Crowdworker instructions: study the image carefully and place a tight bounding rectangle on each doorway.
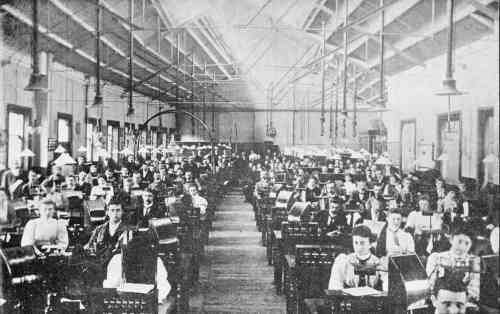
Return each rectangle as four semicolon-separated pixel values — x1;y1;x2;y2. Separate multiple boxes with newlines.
400;119;416;173
437;112;462;184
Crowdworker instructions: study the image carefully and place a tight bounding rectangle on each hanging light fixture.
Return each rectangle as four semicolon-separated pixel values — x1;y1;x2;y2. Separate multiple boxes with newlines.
27;120;42;135
54;145;67;154
25;0;47;92
20;148;36;158
77;146;87;154
435;0;465;96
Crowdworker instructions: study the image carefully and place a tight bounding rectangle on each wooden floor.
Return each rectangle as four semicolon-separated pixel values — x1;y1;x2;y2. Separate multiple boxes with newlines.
189;189;286;314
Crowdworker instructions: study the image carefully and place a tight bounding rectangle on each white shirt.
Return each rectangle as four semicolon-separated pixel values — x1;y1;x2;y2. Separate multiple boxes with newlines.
344;182;357;195
191;194;208;215
385;228;415;256
328;253;381;290
104;254;171;303
426;251;480;301
143;203;153;216
406;211;442;235
90;185;114;203
490;227;499;254
21;218;69;249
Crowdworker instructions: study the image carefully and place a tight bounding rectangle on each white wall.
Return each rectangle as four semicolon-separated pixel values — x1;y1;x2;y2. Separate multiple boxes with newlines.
0;43;175;169
383;32;499;182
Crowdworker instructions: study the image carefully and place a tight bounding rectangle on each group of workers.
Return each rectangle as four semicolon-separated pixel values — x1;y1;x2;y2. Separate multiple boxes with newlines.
0;148;236;305
245;150;499;314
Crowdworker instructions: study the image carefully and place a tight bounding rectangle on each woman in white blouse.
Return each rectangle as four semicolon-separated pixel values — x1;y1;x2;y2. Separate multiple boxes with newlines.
90;176;114;203
21;199;69;252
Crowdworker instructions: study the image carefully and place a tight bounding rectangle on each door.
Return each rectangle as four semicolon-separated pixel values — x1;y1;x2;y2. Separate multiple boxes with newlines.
478;108;498;184
57;113;72;154
438;113;461;184
401;120;416;173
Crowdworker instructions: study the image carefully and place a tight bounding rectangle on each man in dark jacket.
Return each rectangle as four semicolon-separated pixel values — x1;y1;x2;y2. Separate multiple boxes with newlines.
134;189;164;227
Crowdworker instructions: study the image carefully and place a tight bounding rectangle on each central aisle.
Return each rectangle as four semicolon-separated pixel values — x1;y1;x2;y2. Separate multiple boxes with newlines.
189;190;286;314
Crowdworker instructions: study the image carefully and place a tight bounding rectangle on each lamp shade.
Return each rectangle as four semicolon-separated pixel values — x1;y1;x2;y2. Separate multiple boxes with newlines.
54;145;66;154
53;153;76;165
77;146;87;153
436;153;449;161
375;156;392;165
120;147;134;155
483;153;499;163
350;151;364;159
20;148;36;158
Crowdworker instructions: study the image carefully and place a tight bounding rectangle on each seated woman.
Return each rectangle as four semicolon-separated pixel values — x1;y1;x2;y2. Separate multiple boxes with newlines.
21;199;69;253
426;224;480;303
406;194;443;256
328;225;381;290
85;198;171;302
90;176;114;203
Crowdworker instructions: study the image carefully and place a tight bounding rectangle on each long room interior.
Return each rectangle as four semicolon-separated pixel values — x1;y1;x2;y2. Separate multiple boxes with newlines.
0;0;498;313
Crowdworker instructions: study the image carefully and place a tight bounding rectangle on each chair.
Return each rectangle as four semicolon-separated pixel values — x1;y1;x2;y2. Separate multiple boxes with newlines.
292;244;342;314
85;198;106;226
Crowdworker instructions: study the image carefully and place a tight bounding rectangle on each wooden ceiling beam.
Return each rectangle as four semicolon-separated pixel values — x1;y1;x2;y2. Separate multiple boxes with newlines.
347;0;421;56
467;0;499;20
367;0;494;69
1;3;167;99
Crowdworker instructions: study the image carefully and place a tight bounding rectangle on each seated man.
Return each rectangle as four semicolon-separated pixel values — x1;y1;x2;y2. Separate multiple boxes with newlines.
41;165;65;193
431;276;468;314
328;225;381;290
187;184;207;216
85;199;171;302
135;189;164;227
85;199;130;280
20;170;41;199
426;224;480;302
318;198;348;233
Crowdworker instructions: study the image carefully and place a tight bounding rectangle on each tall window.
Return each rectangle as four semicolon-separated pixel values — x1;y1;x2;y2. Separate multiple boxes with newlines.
7;107;29;168
86;121;93;161
124;123;135;150
57;113;72;153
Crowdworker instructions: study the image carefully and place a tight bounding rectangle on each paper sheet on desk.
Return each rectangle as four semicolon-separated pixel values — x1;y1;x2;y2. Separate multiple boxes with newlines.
117;283;154;294
342;287;381;296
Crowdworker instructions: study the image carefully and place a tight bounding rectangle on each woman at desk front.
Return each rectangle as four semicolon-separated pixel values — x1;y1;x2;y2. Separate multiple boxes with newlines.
20;199;69;251
328;225;381;290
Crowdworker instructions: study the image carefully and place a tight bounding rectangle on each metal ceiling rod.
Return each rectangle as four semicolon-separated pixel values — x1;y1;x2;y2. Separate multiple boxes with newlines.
334;58;340;145
320;21;326;136
126;63;174;92
342;0;349;115
245;0;272;27
94;0;102;105
378;0;385;106
191;49;195;136
211;72;215;133
127;0;134;115
352;64;357;138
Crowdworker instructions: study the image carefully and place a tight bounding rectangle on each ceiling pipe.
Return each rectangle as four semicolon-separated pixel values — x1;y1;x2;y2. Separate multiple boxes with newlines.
341;0;349;115
25;0;47;92
378;0;386;107
435;0;465;96
127;0;135;116
93;0;103;106
320;21;326;136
